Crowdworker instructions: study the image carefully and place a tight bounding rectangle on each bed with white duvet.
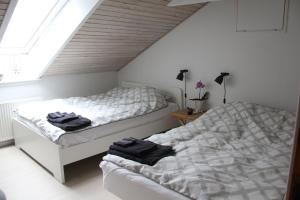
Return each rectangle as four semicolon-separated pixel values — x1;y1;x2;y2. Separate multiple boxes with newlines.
16;86;170;145
101;101;295;200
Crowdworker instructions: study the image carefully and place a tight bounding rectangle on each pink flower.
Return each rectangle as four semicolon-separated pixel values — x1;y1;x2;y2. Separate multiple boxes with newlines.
196;80;205;89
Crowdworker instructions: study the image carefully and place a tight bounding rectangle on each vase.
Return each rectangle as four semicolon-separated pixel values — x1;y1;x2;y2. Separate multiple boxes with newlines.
194;100;205;113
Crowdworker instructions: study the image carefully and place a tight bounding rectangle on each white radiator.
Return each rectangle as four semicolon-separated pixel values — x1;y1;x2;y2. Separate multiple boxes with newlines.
0;98;42;143
0;103;17;142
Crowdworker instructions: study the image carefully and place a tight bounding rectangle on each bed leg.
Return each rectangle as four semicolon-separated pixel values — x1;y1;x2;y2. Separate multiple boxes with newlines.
53;165;65;183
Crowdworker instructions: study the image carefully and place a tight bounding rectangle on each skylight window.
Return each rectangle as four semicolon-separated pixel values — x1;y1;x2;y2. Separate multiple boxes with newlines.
0;0;68;83
0;0;102;83
0;0;67;52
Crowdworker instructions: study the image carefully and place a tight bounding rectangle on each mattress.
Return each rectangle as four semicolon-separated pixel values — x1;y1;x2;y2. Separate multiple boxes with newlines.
16;102;178;148
15;86;168;142
101;161;191;200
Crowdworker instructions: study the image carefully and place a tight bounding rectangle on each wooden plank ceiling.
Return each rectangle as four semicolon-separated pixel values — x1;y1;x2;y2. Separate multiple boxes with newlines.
45;0;205;76
0;0;10;27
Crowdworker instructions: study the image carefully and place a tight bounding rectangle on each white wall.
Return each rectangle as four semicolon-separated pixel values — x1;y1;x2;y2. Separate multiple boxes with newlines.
0;71;117;103
118;0;300;112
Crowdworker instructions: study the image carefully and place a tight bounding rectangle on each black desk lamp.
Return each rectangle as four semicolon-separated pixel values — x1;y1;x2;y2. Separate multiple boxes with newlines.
215;72;230;104
176;69;188;109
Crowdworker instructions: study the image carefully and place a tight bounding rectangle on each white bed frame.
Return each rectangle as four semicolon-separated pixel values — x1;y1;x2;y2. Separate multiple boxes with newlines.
13;81;182;183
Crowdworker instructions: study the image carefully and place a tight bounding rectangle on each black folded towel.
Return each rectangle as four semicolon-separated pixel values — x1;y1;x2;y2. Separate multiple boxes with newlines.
47;112;91;131
47;112;66;119
108;144;174;166
49;115;91;131
47;112;79;123
110;139;157;157
113;138;136;147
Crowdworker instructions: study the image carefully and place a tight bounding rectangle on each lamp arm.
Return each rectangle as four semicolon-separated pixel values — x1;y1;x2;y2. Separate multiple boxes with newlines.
223;78;227;104
184;75;187;108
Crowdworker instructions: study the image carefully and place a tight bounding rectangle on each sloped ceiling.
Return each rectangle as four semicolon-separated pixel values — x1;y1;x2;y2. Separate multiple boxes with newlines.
45;0;205;76
0;0;10;27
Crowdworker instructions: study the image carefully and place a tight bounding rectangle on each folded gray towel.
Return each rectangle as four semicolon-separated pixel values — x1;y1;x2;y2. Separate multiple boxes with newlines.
110;138;157;157
47;112;78;123
108;144;174;166
49;115;91;131
47;112;66;119
113;138;136;147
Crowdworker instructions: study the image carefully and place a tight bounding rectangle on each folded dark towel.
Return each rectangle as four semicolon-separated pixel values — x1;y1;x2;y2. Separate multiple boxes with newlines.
108;144;175;166
49;115;91;131
110;139;157;157
47;112;66;119
47;112;79;123
113;138;136;147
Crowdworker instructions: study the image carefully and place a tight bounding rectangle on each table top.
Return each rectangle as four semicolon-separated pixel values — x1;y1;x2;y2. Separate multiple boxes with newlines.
171;109;206;120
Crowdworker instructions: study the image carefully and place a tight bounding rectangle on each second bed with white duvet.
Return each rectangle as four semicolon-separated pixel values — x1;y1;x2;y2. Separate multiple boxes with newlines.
101;102;295;200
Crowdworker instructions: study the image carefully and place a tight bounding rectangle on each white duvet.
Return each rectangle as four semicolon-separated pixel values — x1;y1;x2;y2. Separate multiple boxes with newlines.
16;87;168;143
102;102;295;200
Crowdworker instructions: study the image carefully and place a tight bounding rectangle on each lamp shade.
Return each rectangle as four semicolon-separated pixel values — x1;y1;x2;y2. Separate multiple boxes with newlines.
215;75;223;85
215;72;229;85
176;72;184;81
176;69;188;81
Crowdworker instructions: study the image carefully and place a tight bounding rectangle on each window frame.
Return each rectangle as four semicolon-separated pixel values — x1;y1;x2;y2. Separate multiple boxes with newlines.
0;0;68;53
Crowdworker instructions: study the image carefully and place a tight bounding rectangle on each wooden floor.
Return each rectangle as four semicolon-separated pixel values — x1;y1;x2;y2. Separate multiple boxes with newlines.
0;146;121;200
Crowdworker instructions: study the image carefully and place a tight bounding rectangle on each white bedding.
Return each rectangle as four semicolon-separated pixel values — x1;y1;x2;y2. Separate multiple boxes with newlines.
16;86;168;143
102;102;295;200
101;161;190;200
16;103;178;147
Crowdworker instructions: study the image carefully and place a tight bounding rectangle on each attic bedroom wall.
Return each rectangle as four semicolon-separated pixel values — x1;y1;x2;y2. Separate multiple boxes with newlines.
0;72;117;103
118;0;300;112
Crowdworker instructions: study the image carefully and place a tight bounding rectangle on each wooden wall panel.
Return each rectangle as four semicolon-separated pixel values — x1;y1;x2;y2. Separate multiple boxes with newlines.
0;0;10;27
45;0;204;76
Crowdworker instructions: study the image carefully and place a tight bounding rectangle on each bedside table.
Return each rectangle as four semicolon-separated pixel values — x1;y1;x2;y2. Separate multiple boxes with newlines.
171;110;205;125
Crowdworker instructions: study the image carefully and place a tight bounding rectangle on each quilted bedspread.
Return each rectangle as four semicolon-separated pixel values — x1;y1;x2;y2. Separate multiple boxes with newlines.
102;102;295;200
16;86;167;142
